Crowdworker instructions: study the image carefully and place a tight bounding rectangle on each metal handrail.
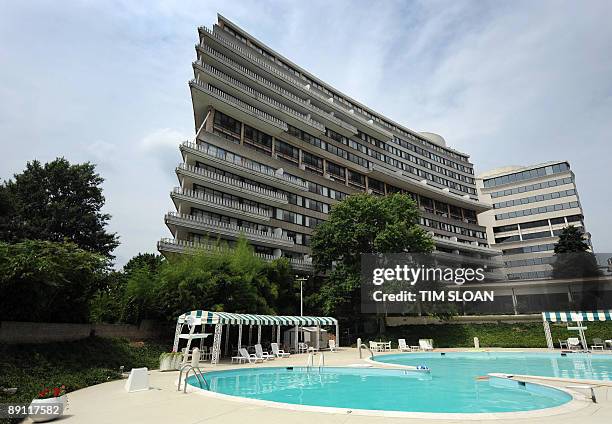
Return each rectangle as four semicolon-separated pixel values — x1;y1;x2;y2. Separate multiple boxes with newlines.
178;364;210;393
318;352;325;371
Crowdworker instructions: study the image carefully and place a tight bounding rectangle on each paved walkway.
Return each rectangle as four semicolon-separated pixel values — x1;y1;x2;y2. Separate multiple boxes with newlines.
26;348;612;424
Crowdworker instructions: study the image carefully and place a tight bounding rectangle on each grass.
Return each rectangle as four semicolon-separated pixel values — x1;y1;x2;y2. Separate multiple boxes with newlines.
0;336;169;424
363;321;612;348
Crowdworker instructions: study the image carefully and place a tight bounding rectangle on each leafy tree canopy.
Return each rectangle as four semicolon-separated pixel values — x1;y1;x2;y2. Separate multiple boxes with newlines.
0;158;118;258
0;240;107;322
310;193;434;320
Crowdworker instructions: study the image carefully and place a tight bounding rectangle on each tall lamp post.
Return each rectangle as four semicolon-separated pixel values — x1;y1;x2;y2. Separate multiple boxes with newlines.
295;275;309;316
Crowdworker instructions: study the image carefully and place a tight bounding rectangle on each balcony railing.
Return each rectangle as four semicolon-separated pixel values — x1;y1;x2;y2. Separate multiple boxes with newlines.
176;163;287;203
198;63;325;132
195;49;357;133
198;25;394;140
190;79;288;131
157;237;313;270
165;212;294;245
181;141;309;190
171;187;271;219
199;26;305;90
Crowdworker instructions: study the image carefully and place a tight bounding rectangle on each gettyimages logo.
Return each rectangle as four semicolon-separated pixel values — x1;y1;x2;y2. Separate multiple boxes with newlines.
361;253;499;314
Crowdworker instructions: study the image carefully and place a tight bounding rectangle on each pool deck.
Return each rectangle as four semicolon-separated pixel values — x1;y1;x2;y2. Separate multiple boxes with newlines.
26;348;612;424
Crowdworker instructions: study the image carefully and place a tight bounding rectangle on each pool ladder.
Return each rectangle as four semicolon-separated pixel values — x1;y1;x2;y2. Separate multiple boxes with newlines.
178;364;210;393
306;352;325;371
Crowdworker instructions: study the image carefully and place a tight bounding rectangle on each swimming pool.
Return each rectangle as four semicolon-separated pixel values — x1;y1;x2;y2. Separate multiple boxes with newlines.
375;351;612;381
187;363;573;414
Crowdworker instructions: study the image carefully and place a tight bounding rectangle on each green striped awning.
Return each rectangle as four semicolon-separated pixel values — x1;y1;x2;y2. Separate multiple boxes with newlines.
178;310;338;326
542;310;612;322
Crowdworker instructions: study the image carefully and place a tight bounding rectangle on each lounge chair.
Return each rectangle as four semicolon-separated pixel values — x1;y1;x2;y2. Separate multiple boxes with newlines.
419;339;434;351
558;339;568;349
231;350;247;363
591;338;605;351
567;337;581;350
398;339;412;352
271;343;290;358
328;339;337;352
254;344;275;360
238;347;263;364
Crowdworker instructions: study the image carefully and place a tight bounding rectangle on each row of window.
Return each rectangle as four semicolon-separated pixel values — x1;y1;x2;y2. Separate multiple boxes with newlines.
282;229;311;246
490;176;574;199
193;184;271;213
495;201;580;220
507;270;552;280
214;109;476;197
221;25;471;165
195;162;332;214
495;229;553;244
326;128;476;194
493;214;583;234
502;243;557;255
483;163;570;188
420;217;486;240
505;256;555;268
189;232;281;257
274;208;325;228
389;136;474;175
493;189;576;209
190;207;270;232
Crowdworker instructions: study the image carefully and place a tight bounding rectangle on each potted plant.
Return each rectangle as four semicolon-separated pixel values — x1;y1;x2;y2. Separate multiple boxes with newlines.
29;386;67;422
159;352;183;371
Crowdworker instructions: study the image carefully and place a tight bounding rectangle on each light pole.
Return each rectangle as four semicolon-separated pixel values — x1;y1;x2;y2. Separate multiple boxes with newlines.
295;275;308;316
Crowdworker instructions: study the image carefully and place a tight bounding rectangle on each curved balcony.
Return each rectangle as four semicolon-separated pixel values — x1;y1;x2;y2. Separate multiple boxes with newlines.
196;62;325;133
171;187;271;222
180;141;309;191
432;236;501;257
176;163;288;205
157;238;313;271
164;212;294;248
189;79;288;132
198;26;392;139
195;50;357;135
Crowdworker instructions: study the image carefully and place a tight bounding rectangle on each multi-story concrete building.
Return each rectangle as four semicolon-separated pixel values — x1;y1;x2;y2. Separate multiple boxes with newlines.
158;14;500;272
477;161;589;281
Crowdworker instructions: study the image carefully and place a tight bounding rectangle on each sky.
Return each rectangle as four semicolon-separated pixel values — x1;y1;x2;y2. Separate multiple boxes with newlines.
1;0;611;267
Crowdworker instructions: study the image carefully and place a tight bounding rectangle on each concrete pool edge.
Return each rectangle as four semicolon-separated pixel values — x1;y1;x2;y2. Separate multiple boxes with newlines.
184;365;589;420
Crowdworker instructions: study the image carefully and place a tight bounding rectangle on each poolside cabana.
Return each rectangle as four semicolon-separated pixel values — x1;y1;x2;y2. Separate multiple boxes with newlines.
172;310;339;364
542;310;612;350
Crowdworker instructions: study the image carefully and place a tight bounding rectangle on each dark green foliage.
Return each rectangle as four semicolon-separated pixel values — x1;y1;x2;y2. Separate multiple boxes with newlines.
0;240;107;323
552;226;601;279
89;238;296;324
0;337;167;424
0;158;118;258
554;225;590;253
359;322;612;348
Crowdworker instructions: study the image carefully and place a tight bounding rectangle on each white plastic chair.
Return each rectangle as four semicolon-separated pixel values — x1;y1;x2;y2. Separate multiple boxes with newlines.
239;348;263;363
567;337;581;350
254;344;275;360
271;343;290;358
398;339;411;352
328;339;337;352
419;339;433;351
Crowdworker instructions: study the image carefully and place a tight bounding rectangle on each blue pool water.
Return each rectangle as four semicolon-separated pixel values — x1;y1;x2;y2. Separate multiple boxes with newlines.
187;352;591;413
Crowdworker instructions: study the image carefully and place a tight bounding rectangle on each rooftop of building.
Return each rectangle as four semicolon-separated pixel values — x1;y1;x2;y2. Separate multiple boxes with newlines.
214;14;470;160
477;160;571;180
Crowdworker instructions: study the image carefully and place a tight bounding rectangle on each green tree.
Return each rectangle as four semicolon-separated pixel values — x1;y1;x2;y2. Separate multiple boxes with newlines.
310;193;434;325
0;158;119;258
552;225;602;309
0;240;107;322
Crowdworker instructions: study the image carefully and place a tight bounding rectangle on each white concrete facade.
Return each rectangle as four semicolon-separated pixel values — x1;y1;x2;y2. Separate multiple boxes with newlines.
477;161;589;281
